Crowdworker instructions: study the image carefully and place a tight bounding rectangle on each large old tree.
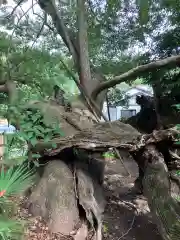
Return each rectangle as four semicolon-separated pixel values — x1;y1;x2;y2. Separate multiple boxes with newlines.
0;0;180;240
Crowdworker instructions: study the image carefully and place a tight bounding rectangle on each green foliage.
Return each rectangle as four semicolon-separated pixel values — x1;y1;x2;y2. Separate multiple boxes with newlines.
174;106;180;147
0;164;35;197
136;0;149;25
0;33;77;98
0;0;179;100
103;223;108;233
102;151;115;159
3;133;28;166
0;163;35;240
0;218;24;240
107;87;130;106
8;106;63;152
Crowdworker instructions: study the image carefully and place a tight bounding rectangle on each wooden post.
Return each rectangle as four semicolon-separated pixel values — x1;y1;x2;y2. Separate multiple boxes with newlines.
0;119;8;160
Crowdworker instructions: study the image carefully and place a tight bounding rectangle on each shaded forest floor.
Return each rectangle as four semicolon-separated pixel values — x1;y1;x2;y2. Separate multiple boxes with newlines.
17;157;163;240
103;157;162;240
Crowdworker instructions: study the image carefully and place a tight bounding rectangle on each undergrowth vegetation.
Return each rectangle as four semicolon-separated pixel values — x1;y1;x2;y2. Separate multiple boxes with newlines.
0;164;35;240
0;104;65;239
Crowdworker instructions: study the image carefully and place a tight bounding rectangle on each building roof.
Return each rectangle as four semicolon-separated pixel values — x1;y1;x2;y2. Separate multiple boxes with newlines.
124;85;153;97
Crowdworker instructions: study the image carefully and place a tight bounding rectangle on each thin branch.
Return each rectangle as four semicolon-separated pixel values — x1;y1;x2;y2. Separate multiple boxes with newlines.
32;0;54;35
32;11;55;32
92;54;180;99
9;0;25;17
169;150;180;160
31;12;47;48
87;0;116;33
38;0;79;64
32;0;53;33
3;1;38;85
9;1;37;40
114;148;131;176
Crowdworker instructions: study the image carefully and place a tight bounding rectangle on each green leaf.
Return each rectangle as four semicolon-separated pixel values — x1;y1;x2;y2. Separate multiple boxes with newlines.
12;156;28;164
0;218;24;240
26;110;32;115
0;163;35;197
58;129;65;137
27;132;34;139
51;143;57;149
17;131;28;141
44;136;51;143
32;154;41;159
136;0;149;25
32;128;42;136
33;161;40;167
174;105;180;110
20;122;33;129
30;137;37;146
41;128;52;133
31;114;41;122
36;125;46;133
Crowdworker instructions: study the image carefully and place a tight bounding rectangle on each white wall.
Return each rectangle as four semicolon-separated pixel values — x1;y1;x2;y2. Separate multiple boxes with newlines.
102;85;153;121
103;106;117;121
102;93;141;121
102;104;140;121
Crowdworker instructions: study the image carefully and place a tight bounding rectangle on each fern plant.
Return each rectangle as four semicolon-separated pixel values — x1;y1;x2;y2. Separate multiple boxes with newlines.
0;163;35;240
0;218;24;240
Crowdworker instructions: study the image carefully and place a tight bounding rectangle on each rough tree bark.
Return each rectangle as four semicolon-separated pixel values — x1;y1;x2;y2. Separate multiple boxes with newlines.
37;0;180;120
29;106;180;240
77;0;91;89
142;144;180;240
22;102;107;239
91;54;180;99
152;83;163;130
38;0;107;114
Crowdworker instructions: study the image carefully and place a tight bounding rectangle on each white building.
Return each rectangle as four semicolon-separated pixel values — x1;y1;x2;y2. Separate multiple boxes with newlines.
102;84;153;121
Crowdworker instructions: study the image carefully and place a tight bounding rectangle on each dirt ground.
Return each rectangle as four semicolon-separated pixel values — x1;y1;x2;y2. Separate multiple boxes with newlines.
103;156;162;240
17;156;163;240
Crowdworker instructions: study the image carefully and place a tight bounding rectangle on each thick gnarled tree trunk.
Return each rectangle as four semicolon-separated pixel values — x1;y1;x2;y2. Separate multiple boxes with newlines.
27;100;180;240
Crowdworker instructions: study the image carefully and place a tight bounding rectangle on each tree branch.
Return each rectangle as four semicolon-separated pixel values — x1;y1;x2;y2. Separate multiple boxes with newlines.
32;11;55;32
38;0;107;115
9;0;25;16
92;54;180;99
31;12;47;48
38;0;79;64
58;57;108;121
